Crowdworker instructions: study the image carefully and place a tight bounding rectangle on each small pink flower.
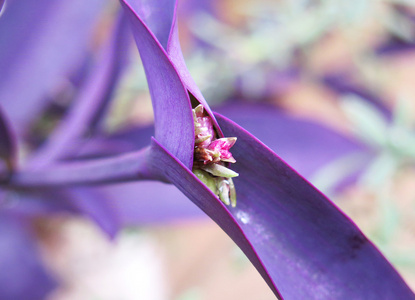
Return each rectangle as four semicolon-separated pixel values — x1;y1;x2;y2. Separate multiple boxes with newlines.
193;105;237;166
192;104;238;206
207;137;237;163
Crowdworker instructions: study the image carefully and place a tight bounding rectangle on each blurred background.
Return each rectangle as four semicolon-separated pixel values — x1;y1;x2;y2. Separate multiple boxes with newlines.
2;0;415;299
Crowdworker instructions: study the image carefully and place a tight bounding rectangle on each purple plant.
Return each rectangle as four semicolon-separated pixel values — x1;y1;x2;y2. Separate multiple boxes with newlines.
0;0;414;299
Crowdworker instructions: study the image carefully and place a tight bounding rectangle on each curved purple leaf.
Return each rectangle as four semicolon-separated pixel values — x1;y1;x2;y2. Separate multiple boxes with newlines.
126;0;175;49
0;213;56;300
29;12;131;168
125;0;216;122
148;124;414;299
217;115;414;298
165;3;217;117
0;0;107;134
122;0;194;169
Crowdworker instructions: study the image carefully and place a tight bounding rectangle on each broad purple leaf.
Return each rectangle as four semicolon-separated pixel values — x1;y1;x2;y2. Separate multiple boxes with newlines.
29;12;131;168
0;0;106;134
0;213;56;300
217;115;414;298
148;124;415;299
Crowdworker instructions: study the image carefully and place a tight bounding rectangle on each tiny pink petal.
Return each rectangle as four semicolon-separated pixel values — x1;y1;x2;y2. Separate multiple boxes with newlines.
207;137;237;162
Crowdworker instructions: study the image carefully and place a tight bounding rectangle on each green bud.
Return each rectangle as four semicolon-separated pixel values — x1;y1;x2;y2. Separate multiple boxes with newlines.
201;163;239;178
192;168;218;193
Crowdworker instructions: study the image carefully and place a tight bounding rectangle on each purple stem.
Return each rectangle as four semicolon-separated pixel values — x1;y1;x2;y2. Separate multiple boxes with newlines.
6;147;161;188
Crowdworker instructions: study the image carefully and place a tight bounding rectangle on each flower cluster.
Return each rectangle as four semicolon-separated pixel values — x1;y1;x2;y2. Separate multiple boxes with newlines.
192;104;237;207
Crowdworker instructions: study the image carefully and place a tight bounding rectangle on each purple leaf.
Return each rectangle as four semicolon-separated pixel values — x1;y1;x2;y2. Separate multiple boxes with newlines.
126;0;213;114
122;0;194;169
148;122;414;299
165;1;216;120
126;0;175;50
122;0;223;162
217;114;414;298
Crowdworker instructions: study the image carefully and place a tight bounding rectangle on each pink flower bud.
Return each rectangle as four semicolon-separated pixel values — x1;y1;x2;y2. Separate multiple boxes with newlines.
192;105;238;206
